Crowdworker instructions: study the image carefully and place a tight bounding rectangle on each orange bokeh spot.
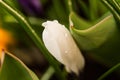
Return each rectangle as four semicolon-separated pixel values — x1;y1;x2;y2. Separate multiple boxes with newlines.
0;28;14;59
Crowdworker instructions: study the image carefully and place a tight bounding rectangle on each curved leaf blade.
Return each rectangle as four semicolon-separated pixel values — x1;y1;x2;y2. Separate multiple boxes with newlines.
0;51;39;80
70;13;117;50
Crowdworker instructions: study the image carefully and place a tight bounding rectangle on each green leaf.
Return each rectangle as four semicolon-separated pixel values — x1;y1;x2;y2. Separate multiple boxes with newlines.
70;12;117;50
89;0;99;21
101;0;120;25
70;12;120;68
41;66;55;80
0;51;39;80
98;63;120;80
69;12;92;30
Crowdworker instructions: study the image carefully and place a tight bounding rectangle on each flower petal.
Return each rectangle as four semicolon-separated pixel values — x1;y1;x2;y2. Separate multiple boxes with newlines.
42;20;85;75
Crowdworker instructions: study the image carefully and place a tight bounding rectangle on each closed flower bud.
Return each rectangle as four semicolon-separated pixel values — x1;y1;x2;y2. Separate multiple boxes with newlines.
42;20;85;75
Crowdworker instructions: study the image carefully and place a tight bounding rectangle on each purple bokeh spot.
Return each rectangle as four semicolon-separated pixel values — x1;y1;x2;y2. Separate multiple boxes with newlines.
18;0;43;17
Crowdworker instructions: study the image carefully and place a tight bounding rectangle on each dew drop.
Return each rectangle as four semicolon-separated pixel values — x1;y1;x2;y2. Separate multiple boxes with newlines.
64;33;68;37
65;50;68;53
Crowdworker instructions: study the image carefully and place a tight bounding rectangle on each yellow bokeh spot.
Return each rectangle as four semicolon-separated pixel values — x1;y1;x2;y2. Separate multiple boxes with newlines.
0;28;14;59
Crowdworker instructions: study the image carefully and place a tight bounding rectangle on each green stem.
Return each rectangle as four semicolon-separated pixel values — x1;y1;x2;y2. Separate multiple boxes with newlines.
41;66;55;80
101;0;120;25
78;0;89;19
89;0;98;21
107;0;120;14
0;0;66;79
52;0;67;22
98;63;120;80
68;0;73;12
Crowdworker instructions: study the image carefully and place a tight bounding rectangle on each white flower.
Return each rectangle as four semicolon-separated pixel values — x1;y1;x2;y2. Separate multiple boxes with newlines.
42;20;85;75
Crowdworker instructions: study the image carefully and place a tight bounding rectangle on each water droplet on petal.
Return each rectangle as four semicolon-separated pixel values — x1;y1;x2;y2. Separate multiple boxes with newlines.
65;50;68;53
64;33;68;37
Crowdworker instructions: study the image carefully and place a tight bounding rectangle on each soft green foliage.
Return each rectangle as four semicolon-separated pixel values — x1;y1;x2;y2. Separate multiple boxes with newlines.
98;63;120;80
41;66;55;80
70;11;120;66
69;12;92;30
70;0;120;69
70;13;117;50
102;0;120;25
0;52;39;80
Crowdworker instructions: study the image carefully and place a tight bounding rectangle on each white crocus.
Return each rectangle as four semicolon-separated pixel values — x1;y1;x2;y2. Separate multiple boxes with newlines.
42;20;85;75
